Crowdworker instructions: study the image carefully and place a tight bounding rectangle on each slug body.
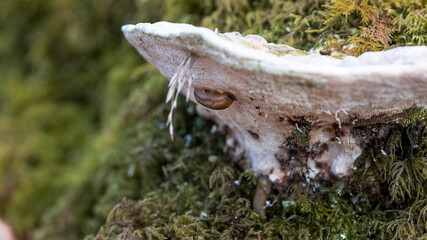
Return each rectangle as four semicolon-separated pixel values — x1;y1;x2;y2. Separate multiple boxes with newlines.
194;88;236;110
320;49;332;56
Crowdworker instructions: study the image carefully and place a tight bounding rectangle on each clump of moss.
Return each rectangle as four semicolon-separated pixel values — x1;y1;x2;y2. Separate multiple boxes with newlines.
202;0;427;54
202;0;325;50
87;100;426;239
317;0;427;55
0;0;215;237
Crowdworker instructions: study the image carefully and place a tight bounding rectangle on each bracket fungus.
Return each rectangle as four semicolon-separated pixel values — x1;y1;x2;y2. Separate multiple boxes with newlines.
122;21;427;187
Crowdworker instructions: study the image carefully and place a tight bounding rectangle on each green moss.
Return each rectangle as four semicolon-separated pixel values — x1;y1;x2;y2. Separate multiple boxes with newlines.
292;127;311;144
202;0;326;50
86;101;426;239
318;0;427;55
202;0;427;54
1;0;426;239
400;108;427;127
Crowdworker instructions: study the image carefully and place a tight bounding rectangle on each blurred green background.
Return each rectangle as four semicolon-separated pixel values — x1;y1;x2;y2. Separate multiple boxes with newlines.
1;0;426;239
0;0;195;238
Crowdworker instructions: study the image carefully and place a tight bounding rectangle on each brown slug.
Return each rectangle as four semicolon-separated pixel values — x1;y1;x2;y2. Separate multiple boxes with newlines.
320;49;332;56
193;88;236;110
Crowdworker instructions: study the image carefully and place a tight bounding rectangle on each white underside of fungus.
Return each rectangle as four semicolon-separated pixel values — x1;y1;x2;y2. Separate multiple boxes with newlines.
122;21;427;183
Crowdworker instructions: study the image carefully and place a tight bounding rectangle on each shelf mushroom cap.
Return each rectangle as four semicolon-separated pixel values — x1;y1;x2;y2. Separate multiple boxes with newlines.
122;21;427;182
